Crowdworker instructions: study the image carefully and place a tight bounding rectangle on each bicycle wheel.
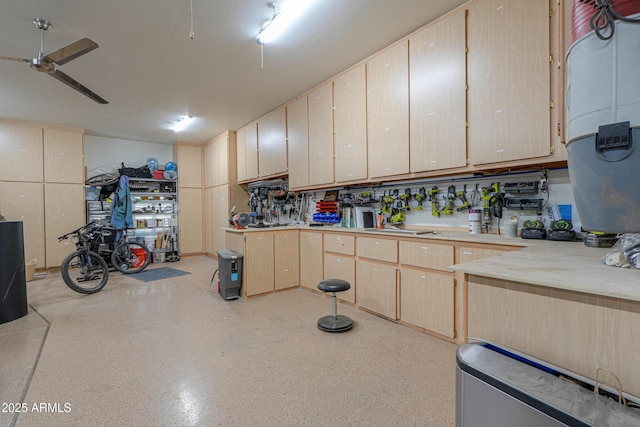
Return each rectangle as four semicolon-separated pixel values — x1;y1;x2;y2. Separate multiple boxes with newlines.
85;172;119;186
61;250;109;294
111;241;151;274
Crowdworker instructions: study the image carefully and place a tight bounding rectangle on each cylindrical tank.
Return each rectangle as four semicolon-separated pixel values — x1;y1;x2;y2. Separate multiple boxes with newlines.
566;4;640;232
572;0;640;43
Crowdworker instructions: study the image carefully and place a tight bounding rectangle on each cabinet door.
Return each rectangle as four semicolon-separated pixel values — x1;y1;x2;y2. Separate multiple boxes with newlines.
323;253;355;304
300;231;323;290
357;237;398;263
217;134;229;186
245;122;259;181
356;259;397;319
308;82;334;186
204;186;214;254
0;123;43;182
43;129;84;184
324;233;355;256
367;41;409;178
236;127;247;182
204;141;216;188
270;108;287;176
274;231;299;290
334;64;367;182
175;144;203;188
410;10;467;172
467;0;551;165
245;233;275;296
45;183;85;267
287;96;309;189
0;182;45;268
458;246;508;263
400;268;455;338
258;114;272;177
213;184;228;255
399;241;454;271
178;187;203;254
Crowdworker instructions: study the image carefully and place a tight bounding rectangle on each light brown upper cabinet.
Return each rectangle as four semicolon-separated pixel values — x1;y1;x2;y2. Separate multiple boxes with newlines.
286;96;309;189
367;40;409;178
409;10;467;172
0;122;43;182
467;0;551;165
308;82;334;186
174;143;202;188
334;64;367;183
236;122;259;183
258;108;287;178
43;129;84;184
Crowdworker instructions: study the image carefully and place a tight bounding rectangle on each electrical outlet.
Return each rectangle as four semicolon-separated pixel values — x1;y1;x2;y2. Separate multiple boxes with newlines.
540;178;548;193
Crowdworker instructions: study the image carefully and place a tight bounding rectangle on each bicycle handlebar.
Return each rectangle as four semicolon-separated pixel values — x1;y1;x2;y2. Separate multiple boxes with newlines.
57;222;100;241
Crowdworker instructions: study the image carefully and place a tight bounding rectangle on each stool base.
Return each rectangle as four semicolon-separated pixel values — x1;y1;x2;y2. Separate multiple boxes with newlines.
317;314;353;332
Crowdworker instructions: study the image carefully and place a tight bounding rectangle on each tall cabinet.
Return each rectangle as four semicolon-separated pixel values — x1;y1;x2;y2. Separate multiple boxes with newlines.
0;121;85;268
409;10;467;172
174;143;204;254
467;0;551;165
203;131;248;257
367;41;409;178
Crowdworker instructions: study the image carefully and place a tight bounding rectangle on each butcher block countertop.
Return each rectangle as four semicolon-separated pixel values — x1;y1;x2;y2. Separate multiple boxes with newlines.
225;225;640;302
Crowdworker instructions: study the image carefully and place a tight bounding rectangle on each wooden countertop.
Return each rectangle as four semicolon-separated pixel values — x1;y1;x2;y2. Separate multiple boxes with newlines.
225;225;640;302
450;239;640;303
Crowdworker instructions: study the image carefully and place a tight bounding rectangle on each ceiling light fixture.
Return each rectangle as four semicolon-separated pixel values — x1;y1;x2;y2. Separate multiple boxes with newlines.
256;0;318;45
172;116;195;132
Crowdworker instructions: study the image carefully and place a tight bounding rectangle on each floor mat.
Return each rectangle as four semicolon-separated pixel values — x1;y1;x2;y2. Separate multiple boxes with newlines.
131;267;191;282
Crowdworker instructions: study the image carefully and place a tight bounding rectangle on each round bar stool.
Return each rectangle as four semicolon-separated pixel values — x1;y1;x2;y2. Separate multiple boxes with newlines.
317;279;353;332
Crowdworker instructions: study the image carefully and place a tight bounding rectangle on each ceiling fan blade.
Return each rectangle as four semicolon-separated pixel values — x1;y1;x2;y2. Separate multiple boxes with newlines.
0;56;30;63
48;69;109;104
43;38;98;65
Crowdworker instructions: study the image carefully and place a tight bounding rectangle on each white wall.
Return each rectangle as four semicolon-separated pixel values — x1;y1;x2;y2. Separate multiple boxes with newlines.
84;135;174;175
307;168;579;233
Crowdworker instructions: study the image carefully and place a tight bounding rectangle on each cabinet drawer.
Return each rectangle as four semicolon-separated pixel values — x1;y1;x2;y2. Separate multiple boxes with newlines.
357;237;398;263
399;241;453;271
324;233;355;255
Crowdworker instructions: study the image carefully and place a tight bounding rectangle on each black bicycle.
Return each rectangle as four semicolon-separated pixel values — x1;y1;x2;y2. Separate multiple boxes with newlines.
58;222;151;294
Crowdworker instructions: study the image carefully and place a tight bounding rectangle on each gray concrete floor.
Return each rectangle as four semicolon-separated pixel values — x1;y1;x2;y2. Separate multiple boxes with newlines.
1;256;457;427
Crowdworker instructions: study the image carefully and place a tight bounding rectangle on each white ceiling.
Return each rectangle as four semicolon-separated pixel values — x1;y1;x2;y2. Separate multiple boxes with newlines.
0;0;466;145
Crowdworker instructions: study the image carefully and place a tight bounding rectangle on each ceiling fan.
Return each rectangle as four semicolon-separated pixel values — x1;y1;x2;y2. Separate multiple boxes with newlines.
0;18;108;104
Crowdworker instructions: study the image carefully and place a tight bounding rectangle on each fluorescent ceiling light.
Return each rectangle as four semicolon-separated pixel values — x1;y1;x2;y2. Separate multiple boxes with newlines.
172;116;195;132
257;0;318;44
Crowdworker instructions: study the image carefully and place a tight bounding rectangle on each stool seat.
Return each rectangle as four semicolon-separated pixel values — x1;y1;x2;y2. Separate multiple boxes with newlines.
316;278;353;333
317;278;350;293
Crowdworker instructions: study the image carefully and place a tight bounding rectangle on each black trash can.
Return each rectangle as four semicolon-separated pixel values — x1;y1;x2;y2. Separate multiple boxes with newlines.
217;249;243;300
0;221;28;324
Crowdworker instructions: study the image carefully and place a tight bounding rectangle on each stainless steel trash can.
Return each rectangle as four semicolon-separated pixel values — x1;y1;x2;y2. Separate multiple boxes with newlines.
216;249;242;300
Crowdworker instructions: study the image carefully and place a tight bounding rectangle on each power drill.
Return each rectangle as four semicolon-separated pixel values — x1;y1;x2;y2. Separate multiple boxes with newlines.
398;189;412;210
438;186;455;216
455;185;471;211
427;187;440;217
414;187;427;210
380;191;394;214
481;182;500;232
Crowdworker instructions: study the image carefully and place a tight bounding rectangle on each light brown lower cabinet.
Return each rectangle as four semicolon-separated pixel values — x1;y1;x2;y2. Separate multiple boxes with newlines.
300;231;323;290
45;183;85;267
274;231;299;291
356;259;397;319
323;253;355;304
244;233;275;296
226;230;299;297
399;267;455;338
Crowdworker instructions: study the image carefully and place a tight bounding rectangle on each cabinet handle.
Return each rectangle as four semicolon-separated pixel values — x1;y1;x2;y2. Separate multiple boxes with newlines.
463;251;472;255
420;275;426;279
375;241;379;245
420;246;429;250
